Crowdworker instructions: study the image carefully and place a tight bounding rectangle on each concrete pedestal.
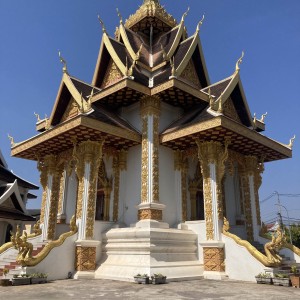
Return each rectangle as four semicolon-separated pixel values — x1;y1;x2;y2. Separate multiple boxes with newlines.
95;220;204;281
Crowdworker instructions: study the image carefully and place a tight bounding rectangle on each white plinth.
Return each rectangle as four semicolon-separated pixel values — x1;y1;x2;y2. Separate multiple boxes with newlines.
95;220;204;282
74;271;95;279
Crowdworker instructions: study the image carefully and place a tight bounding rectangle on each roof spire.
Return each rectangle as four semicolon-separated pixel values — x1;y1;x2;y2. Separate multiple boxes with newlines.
143;0;160;4
196;15;205;33
181;7;190;23
58;51;68;74
98;15;107;33
116;8;123;24
235;51;244;72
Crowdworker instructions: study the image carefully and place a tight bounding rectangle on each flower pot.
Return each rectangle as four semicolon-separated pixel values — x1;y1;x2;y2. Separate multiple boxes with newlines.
255;276;263;284
151;276;167;284
31;277;47;284
0;279;12;286
261;277;273;284
290;275;300;288
273;277;290;287
12;277;31;286
134;276;150;284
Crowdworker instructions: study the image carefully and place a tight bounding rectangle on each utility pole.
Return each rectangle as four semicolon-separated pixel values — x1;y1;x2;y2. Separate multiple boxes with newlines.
275;191;284;228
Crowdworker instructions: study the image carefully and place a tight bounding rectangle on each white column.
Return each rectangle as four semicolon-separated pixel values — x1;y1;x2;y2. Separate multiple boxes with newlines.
78;162;91;241
210;163;220;241
174;169;182;223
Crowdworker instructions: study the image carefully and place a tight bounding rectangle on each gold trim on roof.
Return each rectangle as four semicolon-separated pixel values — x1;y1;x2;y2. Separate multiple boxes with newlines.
160;116;292;160
125;0;177;30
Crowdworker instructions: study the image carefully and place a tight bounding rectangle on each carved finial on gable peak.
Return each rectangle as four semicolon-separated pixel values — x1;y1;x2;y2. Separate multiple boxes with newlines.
181;7;190;23
259;112;268;123
8;134;15;147
287;135;296;149
196;15;205;33
34;112;41;122
116;8;123;24
235;51;244;72
58;51;68;74
98;15;107;33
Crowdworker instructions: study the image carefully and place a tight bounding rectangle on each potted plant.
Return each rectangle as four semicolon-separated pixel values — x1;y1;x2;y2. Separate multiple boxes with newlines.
273;273;290;287
133;274;150;284
151;273;167;284
255;272;273;284
290;265;300;288
31;273;48;284
12;274;31;286
0;268;11;286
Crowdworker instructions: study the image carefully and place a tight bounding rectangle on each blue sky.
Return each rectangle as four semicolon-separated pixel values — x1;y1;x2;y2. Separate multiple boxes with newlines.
0;0;299;223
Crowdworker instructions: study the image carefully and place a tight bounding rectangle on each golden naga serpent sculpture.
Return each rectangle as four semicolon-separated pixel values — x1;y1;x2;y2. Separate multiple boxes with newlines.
223;217;285;267
9;215;77;267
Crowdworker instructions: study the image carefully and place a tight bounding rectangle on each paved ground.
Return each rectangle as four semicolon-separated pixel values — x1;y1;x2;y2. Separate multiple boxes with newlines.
1;278;300;300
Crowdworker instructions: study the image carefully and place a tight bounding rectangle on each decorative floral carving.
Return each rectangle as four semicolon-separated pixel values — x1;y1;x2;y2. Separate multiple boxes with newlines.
75;246;97;271
138;209;162;221
203;247;225;272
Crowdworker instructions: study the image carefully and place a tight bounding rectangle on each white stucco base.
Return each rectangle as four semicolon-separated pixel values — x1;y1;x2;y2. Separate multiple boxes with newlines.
222;234;266;282
95;220;204;281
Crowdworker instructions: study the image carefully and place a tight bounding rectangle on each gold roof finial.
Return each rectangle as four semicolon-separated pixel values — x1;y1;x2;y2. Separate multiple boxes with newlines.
136;44;143;61
235;51;244;72
116;8;123;24
170;57;176;77
98;15;107;33
217;93;223;113
8;134;15;147
87;88;94;111
160;43;167;60
196;15;205;33
259;112;268;123
58;51;68;74
181;7;190;23
288;135;296;149
208;88;215;109
34;112;41;122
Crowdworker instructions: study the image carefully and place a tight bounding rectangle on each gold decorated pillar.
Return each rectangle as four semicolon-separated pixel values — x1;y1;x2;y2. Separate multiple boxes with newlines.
38;155;64;240
240;156;263;242
196;140;228;279
138;95;165;221
74;140;104;276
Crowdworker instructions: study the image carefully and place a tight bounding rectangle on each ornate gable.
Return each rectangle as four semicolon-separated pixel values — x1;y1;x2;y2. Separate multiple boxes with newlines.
61;98;80;123
180;60;201;88
223;97;242;124
101;60;124;89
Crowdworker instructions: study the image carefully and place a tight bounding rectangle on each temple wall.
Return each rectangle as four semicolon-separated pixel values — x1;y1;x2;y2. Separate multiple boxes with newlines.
119;103;141;132
159;103;182;132
119;102;182;134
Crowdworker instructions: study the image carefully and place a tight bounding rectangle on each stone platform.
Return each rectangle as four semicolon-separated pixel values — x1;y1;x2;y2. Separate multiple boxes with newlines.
95;220;204;281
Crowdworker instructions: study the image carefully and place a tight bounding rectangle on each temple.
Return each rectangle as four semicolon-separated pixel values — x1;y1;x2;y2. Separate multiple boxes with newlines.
2;0;297;282
0;149;38;246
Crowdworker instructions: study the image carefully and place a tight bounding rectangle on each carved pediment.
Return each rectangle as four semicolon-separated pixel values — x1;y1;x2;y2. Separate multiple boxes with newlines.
223;97;242;124
180;60;201;88
101;60;123;89
61;98;80;123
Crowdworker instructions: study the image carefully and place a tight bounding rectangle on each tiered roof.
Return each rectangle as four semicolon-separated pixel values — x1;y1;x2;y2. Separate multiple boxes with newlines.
10;0;292;163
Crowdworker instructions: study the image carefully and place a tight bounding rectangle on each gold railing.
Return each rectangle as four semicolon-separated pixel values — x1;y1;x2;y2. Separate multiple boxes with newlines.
223;218;282;267
0;221;42;255
14;215;78;267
